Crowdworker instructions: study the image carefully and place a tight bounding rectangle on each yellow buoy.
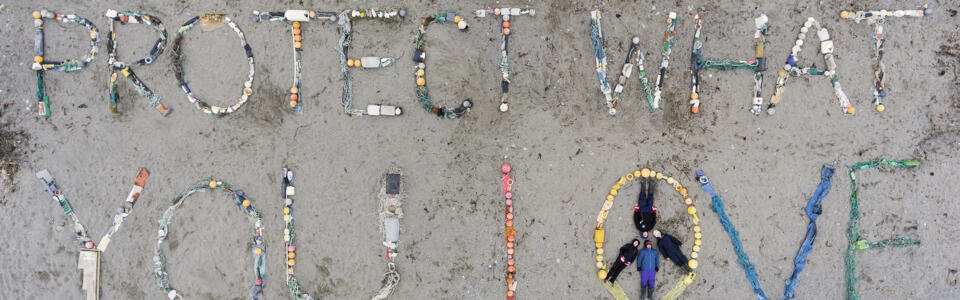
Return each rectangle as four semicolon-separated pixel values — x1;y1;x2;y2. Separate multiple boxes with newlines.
687;206;697;215
655;173;663;180
688;259;698;269
34;56;43;63
242;200;251;207
846;106;856;114
288;252;296;259
32;11;42;19
596;255;603;262
876;104;885;112
597;269;608;280
454;16;462;23
693;225;701;232
287;259;296;266
840;11;849;18
609;189;617;196
606;195;614;201
640;168;651;178
253;248;262;255
633;170;642;178
347;59;355;67
597;248;603;255
209;181;218;188
625;173;634;181
416;77;426;86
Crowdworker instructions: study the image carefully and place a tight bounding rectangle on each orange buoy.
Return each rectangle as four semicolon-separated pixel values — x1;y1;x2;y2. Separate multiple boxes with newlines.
503;28;511;35
507;248;514;255
508;265;515;272
508;259;515;266
507;241;514;248
502;21;510;29
506;220;513;227
294;35;302;42
507;213;514;220
507;235;515;242
293;28;301;35
691;106;700;114
290;94;298;101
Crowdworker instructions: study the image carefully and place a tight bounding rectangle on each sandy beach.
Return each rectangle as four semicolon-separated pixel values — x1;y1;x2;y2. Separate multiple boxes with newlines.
1;0;958;299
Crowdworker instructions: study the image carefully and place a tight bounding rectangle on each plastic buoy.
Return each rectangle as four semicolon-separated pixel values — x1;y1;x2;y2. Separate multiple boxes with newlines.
502;163;511;173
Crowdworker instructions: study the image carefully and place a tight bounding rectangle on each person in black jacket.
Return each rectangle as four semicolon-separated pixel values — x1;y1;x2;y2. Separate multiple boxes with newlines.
634;177;658;233
604;239;641;284
653;230;692;272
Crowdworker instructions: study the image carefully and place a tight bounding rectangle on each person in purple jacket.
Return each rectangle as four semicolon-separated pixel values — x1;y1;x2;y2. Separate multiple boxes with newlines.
636;240;660;300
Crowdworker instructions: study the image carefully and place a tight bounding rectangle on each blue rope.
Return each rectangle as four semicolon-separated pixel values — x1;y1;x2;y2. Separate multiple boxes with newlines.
696;170;767;300
781;165;835;300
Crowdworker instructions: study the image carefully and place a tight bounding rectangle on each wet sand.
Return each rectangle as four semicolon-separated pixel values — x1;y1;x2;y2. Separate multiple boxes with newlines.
1;0;959;299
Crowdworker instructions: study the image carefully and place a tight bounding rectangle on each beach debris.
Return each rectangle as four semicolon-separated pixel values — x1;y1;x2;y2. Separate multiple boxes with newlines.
840;6;931;112
594;168;699;300
253;10;337;113
280;168;318;300
768;18;850;115
412;12;473;119
845;159;922;300
154;179;266;299
652;12;678;111
782;165;835;300
475;7;535;112
588;9;655;116
501;163;518;299
171;13;255;116
695;170;766;300
373;172;403;299
336;8;405;117
689;13;768;115
37;168;150;300
105;9;170;116
31;9;100;117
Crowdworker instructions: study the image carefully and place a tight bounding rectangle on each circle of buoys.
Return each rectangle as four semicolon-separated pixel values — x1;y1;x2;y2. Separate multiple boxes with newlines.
154;180;266;299
172;14;255;116
593;168;700;299
412;12;473;119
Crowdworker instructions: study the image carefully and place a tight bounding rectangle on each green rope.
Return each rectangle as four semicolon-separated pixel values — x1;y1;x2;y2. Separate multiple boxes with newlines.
845;158;921;300
699;59;758;71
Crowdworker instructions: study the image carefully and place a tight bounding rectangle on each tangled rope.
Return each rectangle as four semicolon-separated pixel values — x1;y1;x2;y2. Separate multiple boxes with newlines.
373;172;403;299
845;158;922;300
696;170;766;300
154;180;266;300
781;165;835;300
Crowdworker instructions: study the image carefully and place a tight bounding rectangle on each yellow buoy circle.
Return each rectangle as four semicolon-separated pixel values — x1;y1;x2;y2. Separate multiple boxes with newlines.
694;226;701;232
609;189;617;196
656;173;663;180
596;262;604;269
688;259;699;269
606;195;614;201
695;232;702;239
694;239;702;246
625;173;635;181
687;206;697;215
597;269;608;279
640;168;651;178
253;248;262;255
597;248;603;255
633;170;642;178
